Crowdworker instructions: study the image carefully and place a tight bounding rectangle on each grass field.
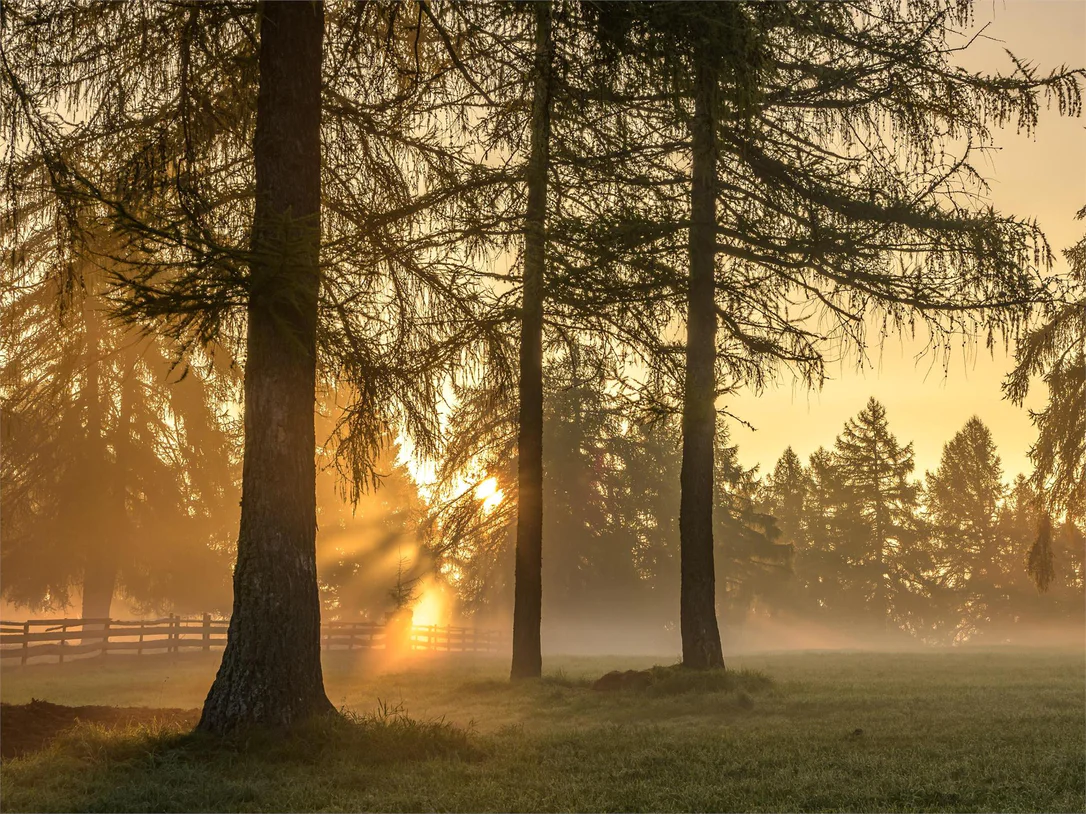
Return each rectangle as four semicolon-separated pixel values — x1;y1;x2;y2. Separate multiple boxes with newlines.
1;647;1083;812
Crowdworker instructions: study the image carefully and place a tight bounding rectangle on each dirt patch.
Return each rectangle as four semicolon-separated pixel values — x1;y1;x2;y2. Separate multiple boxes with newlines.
592;669;654;691
0;699;198;760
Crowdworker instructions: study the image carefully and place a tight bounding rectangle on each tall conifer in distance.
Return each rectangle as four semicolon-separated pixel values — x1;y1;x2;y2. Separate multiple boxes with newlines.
833;398;918;625
764;448;810;554
925;417;1006;630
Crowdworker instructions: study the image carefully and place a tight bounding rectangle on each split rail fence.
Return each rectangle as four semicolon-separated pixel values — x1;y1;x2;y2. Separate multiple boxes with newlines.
0;616;506;665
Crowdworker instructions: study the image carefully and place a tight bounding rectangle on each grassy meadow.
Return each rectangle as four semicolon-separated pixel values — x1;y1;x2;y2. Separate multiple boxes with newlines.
1;647;1083;812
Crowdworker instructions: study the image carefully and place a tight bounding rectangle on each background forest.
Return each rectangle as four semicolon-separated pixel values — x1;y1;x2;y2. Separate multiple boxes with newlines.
3;323;1082;647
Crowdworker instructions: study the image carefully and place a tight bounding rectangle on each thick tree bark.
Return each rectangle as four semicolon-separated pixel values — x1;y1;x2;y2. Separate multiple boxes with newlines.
679;54;725;671
198;0;332;732
511;2;553;681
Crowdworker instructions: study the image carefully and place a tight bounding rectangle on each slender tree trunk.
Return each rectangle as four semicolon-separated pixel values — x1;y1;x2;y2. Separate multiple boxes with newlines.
198;0;332;732
679;53;725;671
80;291;116;626
511;1;553;681
80;563;116;620
83;351;134;630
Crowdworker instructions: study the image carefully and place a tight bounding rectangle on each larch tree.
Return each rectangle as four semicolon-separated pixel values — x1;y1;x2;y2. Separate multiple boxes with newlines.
198;0;332;732
1006;207;1086;526
4;0;503;726
566;0;1082;664
511;1;555;681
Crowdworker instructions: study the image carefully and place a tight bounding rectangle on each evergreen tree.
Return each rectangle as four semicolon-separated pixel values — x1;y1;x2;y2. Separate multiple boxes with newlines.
802;446;866;619
759;447;812;614
762;448;809;557
713;433;789;627
832;398;921;628
1007;208;1086;522
1;270;237;619
925;417;1008;636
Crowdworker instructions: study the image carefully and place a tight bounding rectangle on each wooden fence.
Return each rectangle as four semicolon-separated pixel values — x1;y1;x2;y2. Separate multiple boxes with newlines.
0;616;506;665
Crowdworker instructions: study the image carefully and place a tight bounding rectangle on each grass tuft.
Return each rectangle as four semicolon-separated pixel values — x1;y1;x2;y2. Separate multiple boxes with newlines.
175;700;480;766
642;664;774;697
542;669;592;689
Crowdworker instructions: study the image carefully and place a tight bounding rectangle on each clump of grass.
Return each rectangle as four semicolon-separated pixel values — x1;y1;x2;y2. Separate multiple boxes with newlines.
642;665;773;698
41;718;193;766
184;700;480;765
542;669;592;689
28;699;480;773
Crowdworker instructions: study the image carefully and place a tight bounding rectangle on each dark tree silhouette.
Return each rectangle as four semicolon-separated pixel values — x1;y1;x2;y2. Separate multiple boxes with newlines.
0;266;237;619
511;2;555;682
1007;207;1086;524
925;417;1007;633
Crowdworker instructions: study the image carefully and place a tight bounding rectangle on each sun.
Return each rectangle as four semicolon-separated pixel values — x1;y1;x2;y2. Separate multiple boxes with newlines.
474;476;504;513
412;586;444;627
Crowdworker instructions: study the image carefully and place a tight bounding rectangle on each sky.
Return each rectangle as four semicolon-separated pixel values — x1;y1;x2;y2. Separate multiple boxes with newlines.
728;0;1086;482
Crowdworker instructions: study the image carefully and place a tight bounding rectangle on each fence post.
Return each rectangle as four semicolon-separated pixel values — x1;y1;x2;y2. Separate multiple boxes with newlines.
202;613;211;652
138;620;144;656
168;613;176;654
102;618;110;658
21;621;29;666
59;623;66;665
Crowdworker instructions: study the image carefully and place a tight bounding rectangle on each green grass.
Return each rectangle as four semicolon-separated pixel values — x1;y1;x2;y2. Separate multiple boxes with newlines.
2;648;1083;812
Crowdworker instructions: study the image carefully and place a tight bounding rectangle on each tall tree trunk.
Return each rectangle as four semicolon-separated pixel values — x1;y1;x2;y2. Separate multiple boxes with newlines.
198;0;331;733
511;1;553;681
679;53;725;671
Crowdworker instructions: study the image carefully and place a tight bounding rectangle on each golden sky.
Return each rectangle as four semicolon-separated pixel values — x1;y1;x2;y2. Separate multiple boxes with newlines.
729;0;1086;482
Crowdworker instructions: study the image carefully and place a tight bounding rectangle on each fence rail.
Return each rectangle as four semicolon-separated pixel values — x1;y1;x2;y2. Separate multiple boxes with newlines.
0;615;505;664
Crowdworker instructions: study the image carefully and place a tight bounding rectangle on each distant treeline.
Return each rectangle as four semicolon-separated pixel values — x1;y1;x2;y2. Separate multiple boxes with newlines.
2;296;1082;643
437;369;1084;645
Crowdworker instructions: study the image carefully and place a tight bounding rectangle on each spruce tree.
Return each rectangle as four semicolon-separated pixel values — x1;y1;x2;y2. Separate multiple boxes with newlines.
925;417;1007;634
832;398;919;626
763;448;810;556
1;267;237;619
